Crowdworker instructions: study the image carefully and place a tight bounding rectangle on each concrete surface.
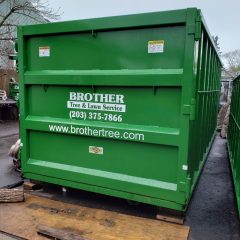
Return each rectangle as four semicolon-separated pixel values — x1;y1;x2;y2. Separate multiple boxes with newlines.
0;121;19;138
0;121;240;240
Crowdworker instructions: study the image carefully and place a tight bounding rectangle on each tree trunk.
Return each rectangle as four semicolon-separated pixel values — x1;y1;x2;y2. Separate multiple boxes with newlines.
0;189;24;203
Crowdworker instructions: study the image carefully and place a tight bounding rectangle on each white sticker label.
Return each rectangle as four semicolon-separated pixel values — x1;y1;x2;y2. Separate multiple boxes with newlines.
39;46;50;57
67;92;126;122
15;93;19;101
182;165;188;171
67;101;126;112
148;40;164;53
89;146;103;155
67;92;126;113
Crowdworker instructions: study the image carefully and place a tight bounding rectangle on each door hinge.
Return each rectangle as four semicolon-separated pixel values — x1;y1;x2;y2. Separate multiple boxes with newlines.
178;177;191;200
186;8;201;40
182;99;196;120
195;10;202;40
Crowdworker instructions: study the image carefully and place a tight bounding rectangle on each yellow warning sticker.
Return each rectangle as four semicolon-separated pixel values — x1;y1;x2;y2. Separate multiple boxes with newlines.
148;40;164;53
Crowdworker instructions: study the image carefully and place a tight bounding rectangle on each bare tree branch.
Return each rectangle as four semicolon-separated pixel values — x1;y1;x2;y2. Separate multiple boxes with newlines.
0;9;13;26
0;0;61;27
0;38;17;40
14;11;46;22
2;23;17;26
0;0;7;4
222;49;240;77
0;0;61;69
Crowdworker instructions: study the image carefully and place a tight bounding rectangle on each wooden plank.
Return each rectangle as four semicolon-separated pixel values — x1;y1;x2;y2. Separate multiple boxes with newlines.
0;194;190;240
156;213;184;225
0;189;24;203
37;225;89;240
0;231;27;240
23;182;42;191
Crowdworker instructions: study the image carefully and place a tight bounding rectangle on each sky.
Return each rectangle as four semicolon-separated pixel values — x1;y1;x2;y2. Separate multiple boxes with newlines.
47;0;239;54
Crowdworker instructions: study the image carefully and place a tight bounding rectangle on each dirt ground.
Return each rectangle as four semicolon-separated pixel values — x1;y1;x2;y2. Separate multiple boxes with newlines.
0;121;240;240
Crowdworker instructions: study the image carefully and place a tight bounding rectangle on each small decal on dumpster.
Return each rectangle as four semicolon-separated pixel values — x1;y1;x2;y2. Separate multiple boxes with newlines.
182;165;188;171
39;46;50;57
89;146;103;155
148;40;164;53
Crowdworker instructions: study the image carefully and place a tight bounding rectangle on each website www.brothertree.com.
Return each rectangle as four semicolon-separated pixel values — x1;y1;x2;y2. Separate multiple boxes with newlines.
49;124;145;141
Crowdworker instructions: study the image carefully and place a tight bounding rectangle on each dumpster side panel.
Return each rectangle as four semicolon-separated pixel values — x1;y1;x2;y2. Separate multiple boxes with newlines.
228;76;240;216
18;9;221;212
27;26;185;71
188;25;221;196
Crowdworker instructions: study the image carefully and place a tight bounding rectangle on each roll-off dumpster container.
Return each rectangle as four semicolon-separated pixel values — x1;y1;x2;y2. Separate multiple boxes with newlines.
18;8;222;212
228;75;240;216
9;79;19;105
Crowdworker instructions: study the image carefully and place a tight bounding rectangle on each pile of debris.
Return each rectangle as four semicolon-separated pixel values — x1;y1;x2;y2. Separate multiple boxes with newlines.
218;100;231;138
9;139;21;172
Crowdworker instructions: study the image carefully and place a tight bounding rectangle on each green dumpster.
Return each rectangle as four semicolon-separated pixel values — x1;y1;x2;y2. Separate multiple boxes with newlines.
9;78;19;106
18;8;221;212
228;75;240;216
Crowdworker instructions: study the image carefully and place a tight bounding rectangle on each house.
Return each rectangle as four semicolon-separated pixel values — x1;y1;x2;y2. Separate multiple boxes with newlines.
0;0;47;70
220;69;234;105
0;0;48;119
0;0;48;95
